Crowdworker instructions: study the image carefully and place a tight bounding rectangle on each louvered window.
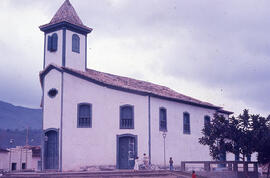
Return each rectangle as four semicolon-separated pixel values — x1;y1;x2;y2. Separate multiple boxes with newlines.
159;108;167;131
78;103;92;128
47;33;58;52
120;105;134;129
183;112;190;134
72;34;80;53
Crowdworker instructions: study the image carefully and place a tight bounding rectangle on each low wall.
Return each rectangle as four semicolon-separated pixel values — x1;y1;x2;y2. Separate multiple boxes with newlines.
181;161;259;178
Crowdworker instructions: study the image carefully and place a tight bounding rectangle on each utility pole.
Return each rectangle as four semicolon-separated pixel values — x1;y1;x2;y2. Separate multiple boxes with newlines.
9;139;14;171
25;127;29;170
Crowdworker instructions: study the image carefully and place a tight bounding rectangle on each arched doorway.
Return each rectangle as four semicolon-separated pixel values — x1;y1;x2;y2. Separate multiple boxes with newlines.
44;129;59;170
117;134;137;169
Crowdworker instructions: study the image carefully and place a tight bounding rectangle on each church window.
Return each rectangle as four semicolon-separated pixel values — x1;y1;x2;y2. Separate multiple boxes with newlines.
48;88;58;98
72;34;80;53
47;33;58;52
120;105;134;129
204;115;210;127
183;112;190;134
77;103;92;128
159;107;167;131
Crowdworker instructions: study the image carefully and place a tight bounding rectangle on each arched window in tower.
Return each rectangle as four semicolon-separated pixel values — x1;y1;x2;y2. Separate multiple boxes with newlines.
72;34;80;53
47;33;58;52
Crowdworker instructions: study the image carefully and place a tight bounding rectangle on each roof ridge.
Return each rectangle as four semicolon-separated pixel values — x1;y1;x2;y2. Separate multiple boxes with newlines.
40;64;224;110
86;68;168;87
83;67;219;108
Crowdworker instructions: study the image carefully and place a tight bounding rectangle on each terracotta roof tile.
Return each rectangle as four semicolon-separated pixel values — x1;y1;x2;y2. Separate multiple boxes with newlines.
61;66;221;109
40;64;233;111
51;0;82;25
39;0;91;31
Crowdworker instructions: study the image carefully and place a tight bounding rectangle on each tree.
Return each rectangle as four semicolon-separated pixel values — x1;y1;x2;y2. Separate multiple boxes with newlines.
257;133;270;178
199;109;270;177
199;109;270;161
231;109;256;161
199;113;232;160
256;115;270;178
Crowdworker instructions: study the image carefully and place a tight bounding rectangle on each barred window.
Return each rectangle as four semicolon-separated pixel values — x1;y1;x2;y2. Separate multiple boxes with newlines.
120;105;134;129
183;112;190;134
159;108;167;131
77;103;92;128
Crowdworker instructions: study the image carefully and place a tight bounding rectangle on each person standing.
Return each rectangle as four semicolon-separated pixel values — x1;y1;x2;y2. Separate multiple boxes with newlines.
134;156;139;171
143;153;149;169
169;157;174;171
192;170;197;178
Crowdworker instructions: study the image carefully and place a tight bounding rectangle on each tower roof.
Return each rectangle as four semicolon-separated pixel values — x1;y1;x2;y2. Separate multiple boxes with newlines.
40;0;92;34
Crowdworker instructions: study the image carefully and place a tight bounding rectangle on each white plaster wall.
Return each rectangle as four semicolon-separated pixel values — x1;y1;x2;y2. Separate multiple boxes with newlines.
43;69;235;170
0;152;9;171
61;72;149;171
65;30;86;71
44;30;63;68
9;147;37;171
150;97;217;167
29;157;40;171
43;69;62;130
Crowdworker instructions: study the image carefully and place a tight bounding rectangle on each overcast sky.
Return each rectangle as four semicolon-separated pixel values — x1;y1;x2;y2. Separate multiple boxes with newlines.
0;0;269;117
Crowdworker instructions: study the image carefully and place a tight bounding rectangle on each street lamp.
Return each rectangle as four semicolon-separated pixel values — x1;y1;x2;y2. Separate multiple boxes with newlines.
44;136;48;142
162;132;167;169
9;139;14;171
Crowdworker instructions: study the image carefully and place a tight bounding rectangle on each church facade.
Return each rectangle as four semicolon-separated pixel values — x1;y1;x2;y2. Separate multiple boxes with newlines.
39;0;232;171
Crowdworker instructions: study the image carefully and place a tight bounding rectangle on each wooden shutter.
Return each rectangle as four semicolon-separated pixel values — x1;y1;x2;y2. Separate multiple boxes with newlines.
47;36;52;51
51;33;58;51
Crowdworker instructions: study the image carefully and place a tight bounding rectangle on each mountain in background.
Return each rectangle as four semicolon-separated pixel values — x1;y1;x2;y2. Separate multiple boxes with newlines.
0;100;42;148
0;100;42;130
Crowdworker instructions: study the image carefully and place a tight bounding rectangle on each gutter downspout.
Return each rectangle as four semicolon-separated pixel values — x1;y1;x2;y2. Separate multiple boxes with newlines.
148;95;151;164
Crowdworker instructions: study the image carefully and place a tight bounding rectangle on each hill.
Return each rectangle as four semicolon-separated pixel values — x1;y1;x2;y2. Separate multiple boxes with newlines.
0;100;42;130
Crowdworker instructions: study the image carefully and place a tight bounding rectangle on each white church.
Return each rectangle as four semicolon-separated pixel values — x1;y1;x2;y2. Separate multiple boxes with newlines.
39;0;233;171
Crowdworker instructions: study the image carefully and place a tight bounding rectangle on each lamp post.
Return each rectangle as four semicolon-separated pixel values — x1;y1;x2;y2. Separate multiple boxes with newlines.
9;139;14;171
162;132;167;169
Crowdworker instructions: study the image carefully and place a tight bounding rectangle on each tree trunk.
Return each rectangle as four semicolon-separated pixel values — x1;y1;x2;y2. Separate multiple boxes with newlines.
267;163;270;178
243;155;249;178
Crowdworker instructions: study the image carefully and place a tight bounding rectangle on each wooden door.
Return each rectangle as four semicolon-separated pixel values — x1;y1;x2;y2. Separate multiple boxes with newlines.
119;136;135;169
44;130;59;170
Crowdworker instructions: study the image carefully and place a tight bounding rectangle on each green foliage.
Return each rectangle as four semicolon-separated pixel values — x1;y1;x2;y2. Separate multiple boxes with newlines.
199;113;232;160
199;109;270;163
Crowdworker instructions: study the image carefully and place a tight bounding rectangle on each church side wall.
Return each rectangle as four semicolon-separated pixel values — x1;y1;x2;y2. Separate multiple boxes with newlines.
43;69;62;130
61;73;149;171
150;97;216;167
65;30;86;71
44;30;63;68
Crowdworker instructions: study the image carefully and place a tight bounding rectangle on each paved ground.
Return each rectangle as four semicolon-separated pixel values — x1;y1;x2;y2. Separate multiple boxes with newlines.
0;170;197;178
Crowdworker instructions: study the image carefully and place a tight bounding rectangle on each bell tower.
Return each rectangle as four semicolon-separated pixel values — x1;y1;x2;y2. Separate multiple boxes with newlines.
39;0;92;71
